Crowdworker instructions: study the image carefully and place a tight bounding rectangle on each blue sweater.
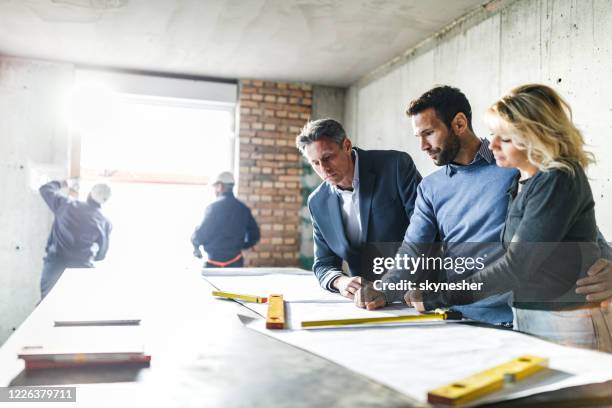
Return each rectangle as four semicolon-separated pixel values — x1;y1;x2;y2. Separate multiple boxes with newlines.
383;140;518;324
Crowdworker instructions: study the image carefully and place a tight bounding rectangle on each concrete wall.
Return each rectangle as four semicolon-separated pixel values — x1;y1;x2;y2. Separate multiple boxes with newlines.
346;0;612;237
0;57;74;345
312;85;346;123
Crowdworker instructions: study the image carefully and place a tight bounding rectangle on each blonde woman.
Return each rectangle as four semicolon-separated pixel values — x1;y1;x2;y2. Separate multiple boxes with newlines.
409;84;612;351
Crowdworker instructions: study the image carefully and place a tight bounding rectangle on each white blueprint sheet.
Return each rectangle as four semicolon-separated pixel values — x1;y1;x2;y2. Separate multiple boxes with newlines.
205;268;341;302
204;270;612;406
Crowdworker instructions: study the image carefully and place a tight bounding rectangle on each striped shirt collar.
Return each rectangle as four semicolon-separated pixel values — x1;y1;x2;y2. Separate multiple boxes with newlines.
474;138;495;164
446;138;495;176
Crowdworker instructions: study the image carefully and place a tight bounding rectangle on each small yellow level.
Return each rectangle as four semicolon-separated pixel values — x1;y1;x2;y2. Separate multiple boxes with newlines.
427;355;549;406
211;291;267;303
266;294;285;329
301;310;461;329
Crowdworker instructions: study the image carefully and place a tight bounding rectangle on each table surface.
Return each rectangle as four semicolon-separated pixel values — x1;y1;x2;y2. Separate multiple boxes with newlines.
0;266;611;407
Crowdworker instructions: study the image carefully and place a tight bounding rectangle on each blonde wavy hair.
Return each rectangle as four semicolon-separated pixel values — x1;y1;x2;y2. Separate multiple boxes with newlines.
485;84;595;173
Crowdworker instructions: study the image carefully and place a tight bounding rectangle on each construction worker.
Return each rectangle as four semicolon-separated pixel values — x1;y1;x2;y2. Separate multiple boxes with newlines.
191;171;260;268
39;180;112;300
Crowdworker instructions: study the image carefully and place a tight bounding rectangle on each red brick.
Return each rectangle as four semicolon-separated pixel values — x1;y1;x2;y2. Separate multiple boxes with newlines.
240;130;256;137
261;87;283;95
240;100;258;108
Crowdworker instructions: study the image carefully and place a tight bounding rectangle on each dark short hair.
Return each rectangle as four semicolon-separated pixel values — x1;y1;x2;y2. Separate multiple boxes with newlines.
407;85;473;130
296;118;346;152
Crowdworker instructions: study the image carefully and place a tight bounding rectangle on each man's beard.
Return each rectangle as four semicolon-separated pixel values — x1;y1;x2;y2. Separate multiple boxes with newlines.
434;129;461;166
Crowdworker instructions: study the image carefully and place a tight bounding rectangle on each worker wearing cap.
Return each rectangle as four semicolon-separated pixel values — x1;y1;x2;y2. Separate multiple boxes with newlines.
39;180;112;300
191;171;260;268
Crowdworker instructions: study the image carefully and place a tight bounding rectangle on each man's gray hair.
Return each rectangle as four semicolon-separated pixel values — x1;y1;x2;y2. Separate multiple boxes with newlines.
295;118;346;153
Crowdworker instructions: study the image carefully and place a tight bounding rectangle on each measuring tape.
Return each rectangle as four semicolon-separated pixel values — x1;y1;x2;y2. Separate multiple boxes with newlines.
301;309;462;329
211;291;267;303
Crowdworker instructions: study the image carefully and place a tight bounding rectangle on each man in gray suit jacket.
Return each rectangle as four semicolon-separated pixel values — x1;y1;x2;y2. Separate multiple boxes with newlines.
296;119;421;299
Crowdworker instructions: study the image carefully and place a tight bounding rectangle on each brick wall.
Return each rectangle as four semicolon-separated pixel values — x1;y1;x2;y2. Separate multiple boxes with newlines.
237;80;312;266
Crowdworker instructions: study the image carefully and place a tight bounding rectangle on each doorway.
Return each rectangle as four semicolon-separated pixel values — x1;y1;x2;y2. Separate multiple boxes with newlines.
69;77;236;272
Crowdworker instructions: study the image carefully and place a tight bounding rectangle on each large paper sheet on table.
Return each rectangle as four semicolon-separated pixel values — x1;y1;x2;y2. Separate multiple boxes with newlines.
205;268;343;303
205;270;469;329
203;269;612;406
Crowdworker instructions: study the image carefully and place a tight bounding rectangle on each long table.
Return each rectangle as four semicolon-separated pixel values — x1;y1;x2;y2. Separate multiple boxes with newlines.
1;266;611;407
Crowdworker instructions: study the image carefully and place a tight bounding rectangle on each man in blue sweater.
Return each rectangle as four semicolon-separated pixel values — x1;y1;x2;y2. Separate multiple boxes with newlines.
39;180;112;300
192;171;260;268
356;86;612;324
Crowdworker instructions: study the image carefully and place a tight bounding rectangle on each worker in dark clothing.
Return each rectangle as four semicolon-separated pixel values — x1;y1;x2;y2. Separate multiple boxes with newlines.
39;180;112;300
192;171;260;268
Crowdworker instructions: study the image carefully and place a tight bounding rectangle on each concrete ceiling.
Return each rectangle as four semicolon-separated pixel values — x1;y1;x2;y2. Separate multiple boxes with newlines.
0;0;487;86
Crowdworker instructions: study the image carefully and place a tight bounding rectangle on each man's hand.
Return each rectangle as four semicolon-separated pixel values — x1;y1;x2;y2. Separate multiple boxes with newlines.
576;258;612;307
404;290;425;312
193;248;203;259
354;281;386;310
333;276;363;300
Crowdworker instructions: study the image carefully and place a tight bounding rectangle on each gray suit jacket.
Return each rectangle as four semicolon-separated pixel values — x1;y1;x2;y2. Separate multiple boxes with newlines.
307;148;421;291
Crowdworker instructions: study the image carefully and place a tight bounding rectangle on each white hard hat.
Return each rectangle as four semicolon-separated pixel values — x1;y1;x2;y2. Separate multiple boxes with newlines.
89;183;111;205
212;171;235;185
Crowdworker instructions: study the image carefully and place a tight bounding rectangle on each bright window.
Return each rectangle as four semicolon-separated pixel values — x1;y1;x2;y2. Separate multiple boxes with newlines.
68;76;236;271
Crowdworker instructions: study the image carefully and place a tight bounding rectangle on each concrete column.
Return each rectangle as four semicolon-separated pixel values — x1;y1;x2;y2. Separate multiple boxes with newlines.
0;56;74;345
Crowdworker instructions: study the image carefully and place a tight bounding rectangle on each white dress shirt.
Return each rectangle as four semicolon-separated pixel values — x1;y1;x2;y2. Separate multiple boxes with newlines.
332;150;361;247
